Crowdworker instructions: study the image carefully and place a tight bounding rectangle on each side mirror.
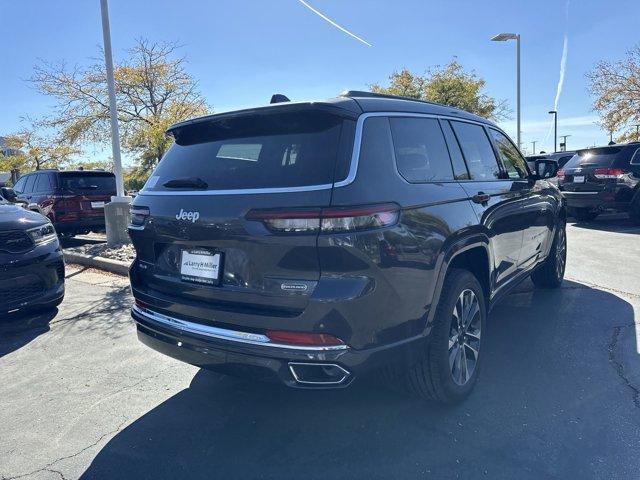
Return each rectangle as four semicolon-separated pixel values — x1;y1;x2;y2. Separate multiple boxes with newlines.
1;187;17;202
534;159;558;179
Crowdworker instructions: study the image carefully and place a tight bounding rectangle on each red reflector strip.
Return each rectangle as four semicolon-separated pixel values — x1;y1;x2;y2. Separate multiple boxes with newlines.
594;168;626;179
265;330;345;346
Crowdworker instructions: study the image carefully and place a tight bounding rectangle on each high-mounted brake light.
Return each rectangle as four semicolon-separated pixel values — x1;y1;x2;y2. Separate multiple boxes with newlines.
246;203;400;233
594;168;626;179
265;330;345;346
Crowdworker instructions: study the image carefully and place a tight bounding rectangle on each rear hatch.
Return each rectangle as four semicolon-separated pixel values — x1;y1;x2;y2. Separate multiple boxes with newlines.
130;105;357;320
56;171;116;220
560;147;628;192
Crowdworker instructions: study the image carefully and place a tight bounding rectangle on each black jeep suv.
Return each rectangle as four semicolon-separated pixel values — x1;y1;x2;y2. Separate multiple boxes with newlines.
128;91;566;403
557;143;640;222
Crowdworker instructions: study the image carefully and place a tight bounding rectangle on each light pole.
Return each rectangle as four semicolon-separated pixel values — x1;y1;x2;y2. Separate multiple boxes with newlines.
559;135;571;152
548;110;558;152
491;33;521;150
632;124;640;141
100;0;131;245
531;140;537;155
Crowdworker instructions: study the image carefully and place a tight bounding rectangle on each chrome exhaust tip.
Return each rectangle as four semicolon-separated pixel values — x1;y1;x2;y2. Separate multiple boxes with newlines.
288;362;351;385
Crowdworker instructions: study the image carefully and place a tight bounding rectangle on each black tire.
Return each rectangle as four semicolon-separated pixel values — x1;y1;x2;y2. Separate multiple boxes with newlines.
568;207;598;222
531;222;566;289
402;269;486;404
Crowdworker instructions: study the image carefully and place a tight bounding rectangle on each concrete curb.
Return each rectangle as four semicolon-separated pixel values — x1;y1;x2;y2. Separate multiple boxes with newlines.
63;251;131;276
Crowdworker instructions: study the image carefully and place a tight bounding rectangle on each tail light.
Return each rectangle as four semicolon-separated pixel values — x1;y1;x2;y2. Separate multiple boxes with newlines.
130;206;150;227
246;203;400;233
594;168;626;179
265;330;345;346
556;169;565;178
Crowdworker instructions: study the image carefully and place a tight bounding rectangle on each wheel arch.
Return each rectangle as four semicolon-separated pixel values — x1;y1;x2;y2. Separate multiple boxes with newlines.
424;234;493;334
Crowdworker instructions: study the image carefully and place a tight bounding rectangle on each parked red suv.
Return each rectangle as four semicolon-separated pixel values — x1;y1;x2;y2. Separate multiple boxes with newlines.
12;170;116;237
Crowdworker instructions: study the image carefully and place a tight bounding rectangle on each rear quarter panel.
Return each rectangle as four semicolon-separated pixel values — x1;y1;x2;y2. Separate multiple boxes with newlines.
321;116;479;348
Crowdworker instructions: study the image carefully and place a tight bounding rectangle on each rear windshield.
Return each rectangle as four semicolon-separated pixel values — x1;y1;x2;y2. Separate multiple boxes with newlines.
146;109;354;191
563;147;624;169
60;173;116;193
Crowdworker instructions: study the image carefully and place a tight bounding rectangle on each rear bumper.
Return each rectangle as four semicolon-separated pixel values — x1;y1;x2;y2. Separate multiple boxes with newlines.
131;304;425;389
54;217;105;233
0;243;65;314
562;190;628;211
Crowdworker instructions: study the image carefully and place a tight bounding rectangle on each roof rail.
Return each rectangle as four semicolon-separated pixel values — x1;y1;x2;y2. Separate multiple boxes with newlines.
340;90;440;107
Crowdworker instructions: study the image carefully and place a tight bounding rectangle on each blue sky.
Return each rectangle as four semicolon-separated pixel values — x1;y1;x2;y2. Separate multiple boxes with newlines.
1;0;639;165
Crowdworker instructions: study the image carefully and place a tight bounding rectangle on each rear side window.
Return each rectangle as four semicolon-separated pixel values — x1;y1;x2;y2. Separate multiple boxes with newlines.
630;148;640;165
60;173;116;193
149;110;354;191
441;121;470;180
389;117;454;182
489;129;528;179
34;174;53;192
13;176;27;193
556;155;573;168
450;121;501;180
23;175;36;193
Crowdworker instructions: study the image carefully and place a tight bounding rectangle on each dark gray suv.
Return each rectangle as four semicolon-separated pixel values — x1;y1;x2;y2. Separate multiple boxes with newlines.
128;91;567;403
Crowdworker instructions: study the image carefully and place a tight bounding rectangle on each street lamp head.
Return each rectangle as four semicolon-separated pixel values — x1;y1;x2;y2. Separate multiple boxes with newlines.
491;33;518;41
548;110;557;115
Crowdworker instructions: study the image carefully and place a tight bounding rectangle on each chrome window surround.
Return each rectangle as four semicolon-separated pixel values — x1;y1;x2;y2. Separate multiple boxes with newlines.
137;112;497;197
132;304;349;351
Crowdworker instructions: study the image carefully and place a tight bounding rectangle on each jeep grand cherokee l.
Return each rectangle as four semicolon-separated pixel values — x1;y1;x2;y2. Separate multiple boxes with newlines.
557;143;640;222
128;91;567;403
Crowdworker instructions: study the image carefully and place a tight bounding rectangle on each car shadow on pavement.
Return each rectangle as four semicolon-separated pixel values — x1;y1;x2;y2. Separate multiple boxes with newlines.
0;308;58;357
570;213;639;234
80;280;639;480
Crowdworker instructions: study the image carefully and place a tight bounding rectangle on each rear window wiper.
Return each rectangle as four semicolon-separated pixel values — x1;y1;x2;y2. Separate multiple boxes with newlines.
162;177;209;189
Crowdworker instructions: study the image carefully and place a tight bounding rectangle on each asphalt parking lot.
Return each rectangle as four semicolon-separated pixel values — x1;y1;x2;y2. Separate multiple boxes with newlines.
1;215;639;480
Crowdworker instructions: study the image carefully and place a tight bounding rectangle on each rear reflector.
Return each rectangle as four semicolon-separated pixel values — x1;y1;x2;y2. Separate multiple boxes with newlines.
246;203;399;233
594;168;626;179
266;330;345;346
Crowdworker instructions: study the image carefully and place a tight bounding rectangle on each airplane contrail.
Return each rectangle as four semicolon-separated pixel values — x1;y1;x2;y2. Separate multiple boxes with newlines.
546;0;570;144
297;0;372;47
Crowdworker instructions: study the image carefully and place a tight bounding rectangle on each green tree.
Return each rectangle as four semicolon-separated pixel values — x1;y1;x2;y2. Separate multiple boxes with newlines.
370;60;509;121
587;45;640;143
32;39;210;172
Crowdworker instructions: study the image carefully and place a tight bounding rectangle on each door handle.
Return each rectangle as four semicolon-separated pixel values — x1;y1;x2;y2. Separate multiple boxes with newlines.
471;192;490;204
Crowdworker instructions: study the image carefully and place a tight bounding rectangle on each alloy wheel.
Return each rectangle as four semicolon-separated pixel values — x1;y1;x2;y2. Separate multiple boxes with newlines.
449;289;481;386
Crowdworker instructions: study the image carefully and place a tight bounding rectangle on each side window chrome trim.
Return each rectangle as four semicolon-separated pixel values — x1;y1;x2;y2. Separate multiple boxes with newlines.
336;112;498;188
138;111;497;196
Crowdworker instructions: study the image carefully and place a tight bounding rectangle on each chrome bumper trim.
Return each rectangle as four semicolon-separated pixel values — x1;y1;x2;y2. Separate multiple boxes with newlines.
132;304;349;351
